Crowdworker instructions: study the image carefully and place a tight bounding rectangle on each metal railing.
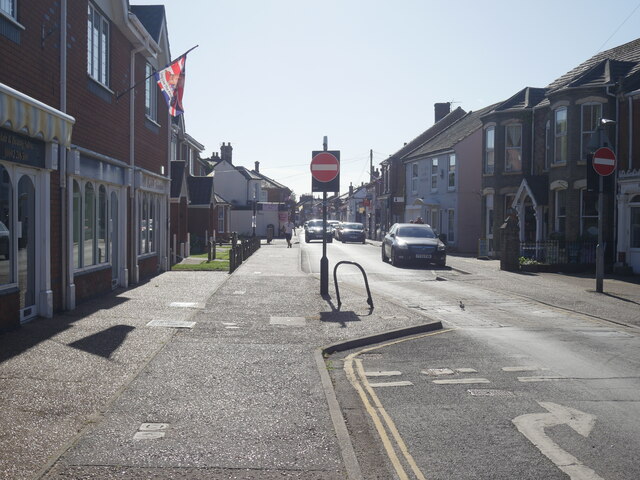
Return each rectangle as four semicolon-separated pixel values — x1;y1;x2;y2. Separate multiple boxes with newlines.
229;234;261;273
519;240;597;265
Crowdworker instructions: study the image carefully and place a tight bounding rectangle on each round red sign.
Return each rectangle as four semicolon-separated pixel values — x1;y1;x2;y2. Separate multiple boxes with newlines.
592;147;616;176
310;152;339;182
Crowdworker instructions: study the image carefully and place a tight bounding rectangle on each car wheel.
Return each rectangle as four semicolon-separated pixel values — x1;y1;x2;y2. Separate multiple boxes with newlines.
436;258;446;268
390;247;400;267
305;237;310;243
381;246;388;262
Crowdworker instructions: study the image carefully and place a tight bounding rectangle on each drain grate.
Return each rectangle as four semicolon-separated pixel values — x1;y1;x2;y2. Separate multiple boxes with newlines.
468;389;515;397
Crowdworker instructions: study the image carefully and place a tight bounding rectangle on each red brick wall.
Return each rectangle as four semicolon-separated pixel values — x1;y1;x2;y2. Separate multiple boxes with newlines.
139;255;158;279
74;267;112;304
188;207;214;239
0;289;20;332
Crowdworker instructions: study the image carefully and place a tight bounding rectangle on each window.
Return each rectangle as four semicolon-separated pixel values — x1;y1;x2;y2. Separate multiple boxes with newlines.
73;181;82;268
218;208;225;233
0;0;16;19
581;103;602;157
554;107;568;164
505;124;522;172
0;165;13;286
631;196;640;249
139;193;158;255
84;183;96;266
448;154;456;190
411;163;418;194
145;63;157;121
98;186;107;263
484;127;494;174
580;189;598;239
87;3;109;86
431;158;438;191
447;209;455;242
544;120;551;171
555;189;566;235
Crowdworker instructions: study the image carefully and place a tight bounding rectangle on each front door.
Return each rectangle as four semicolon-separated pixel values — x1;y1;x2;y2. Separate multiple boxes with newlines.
110;191;119;288
18;175;36;322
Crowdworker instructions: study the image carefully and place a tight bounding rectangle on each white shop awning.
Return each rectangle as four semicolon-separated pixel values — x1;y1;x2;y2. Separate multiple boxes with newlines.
0;82;75;147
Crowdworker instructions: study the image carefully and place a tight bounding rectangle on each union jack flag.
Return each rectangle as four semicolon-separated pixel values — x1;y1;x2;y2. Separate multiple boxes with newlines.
155;56;186;116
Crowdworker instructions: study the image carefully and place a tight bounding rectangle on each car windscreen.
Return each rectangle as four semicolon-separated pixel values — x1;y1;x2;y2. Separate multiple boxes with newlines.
343;223;363;230
396;226;436;238
308;220;323;227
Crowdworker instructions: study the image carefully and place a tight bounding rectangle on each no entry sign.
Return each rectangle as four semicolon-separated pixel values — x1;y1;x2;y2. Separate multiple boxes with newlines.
311;150;340;192
592;147;616;176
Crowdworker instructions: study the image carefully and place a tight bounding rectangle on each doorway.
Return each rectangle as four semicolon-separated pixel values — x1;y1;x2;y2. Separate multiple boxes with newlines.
18;175;36;322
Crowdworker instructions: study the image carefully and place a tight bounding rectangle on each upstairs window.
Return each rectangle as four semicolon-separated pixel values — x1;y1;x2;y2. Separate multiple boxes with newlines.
448;154;456;190
555;189;566;235
431;158;438;191
87;3;109;86
554;107;568;164
484;127;495;174
544;120;551;171
145;63;157;121
505;124;522;172
411;163;418;194
1;0;16;19
581;103;602;157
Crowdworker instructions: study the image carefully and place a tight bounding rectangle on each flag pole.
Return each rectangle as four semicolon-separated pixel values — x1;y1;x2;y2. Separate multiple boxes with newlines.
115;45;199;101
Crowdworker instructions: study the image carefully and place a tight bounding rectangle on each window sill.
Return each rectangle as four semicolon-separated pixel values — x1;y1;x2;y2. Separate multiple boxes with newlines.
551;162;567;168
0;10;25;30
145;115;161;128
87;75;114;95
74;263;112;276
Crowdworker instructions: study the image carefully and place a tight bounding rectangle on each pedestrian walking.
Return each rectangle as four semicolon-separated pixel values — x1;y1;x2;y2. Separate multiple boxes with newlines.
284;218;296;248
415;217;425;224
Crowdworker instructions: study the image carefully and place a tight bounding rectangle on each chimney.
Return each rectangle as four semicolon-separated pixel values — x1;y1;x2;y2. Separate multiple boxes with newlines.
349;182;353;196
254;161;260;173
434;102;451;123
220;142;233;163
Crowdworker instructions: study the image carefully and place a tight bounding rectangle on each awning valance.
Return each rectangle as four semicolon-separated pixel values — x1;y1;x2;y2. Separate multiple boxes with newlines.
0;83;75;147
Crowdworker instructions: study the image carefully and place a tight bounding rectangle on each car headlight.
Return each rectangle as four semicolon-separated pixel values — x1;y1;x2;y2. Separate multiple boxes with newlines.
437;242;446;251
395;240;409;249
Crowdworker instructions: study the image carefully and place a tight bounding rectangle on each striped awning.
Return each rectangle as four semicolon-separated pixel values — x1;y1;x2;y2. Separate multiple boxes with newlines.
0;82;75;147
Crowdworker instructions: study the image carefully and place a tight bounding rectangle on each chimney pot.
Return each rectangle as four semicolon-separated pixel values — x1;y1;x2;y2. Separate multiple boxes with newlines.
255;161;260;173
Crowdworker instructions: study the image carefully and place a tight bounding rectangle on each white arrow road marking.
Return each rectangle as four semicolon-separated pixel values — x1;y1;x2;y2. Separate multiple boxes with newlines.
513;402;603;480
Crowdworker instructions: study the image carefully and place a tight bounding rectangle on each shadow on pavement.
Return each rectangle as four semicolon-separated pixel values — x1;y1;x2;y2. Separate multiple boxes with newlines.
68;324;135;359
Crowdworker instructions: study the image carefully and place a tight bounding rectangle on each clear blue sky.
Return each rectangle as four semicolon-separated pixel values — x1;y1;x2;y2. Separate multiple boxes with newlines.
132;0;640;199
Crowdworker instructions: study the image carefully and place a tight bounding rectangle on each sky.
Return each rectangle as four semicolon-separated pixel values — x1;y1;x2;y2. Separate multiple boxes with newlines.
132;0;640;199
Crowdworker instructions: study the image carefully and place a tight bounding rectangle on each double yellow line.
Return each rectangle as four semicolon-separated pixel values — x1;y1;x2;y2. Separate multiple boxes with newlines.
343;329;455;480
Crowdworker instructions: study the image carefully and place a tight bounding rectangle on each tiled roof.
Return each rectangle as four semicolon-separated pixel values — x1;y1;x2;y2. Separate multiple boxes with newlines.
546;37;640;92
130;5;165;44
493;87;546;111
236;166;261;181
384;107;468;163
214;193;230;204
404;103;499;159
187;176;214;206
170;161;185;198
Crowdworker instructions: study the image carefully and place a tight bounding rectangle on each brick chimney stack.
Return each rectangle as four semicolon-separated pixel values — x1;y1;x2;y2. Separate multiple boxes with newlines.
434;102;451;123
254;161;260;173
220;142;233;163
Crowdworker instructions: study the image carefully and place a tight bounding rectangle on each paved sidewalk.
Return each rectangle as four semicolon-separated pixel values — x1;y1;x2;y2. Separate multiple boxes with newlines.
0;239;439;480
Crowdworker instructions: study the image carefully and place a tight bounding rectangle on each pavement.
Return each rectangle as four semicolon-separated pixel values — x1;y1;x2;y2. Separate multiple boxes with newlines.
0;238;441;480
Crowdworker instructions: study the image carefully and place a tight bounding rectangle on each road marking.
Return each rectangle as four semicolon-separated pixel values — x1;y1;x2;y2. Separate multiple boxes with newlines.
518;376;566;382
169;301;201;308
455;367;478;373
503;366;549;372
343;329;455;480
270;316;306;326
365;371;402;377
232;290;246;295
433;378;491;385
513;402;602;480
147;319;196;328
368;381;414;388
422;368;455;376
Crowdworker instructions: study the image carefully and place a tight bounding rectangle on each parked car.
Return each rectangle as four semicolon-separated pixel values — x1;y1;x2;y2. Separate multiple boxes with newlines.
381;223;446;267
338;222;365;243
0;221;9;259
304;219;333;243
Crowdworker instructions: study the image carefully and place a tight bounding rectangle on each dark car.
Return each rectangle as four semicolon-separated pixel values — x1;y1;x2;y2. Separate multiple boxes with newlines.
304;219;333;243
381;223;446;267
339;222;365;243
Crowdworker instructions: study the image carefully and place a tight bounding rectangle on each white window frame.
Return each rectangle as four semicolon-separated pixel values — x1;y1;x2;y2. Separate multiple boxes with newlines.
218;208;225;234
411;163;418;194
554;107;568;165
447;154;456;190
505;124;522;172
87;3;109;86
145;63;157;121
581;103;602;159
138;192;158;256
72;179;112;271
544;120;551;171
0;0;16;19
0;164;15;287
484;127;495;174
580;188;598;239
447;209;455;242
555;189;567;235
431;158;438;191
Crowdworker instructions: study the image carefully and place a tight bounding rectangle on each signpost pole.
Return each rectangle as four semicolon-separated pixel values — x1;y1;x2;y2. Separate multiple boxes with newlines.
596;175;604;293
320;138;329;295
